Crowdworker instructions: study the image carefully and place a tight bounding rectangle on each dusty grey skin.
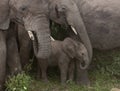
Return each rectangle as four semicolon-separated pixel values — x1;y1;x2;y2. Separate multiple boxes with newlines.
2;0;120;86
0;31;6;91
6;22;22;76
0;1;92;87
17;24;32;68
1;0;92;86
67;42;89;84
70;0;120;85
9;0;92;62
37;38;89;84
73;0;120;50
0;22;22;91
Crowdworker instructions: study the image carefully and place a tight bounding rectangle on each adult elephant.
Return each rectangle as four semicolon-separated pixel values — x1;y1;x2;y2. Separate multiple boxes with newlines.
68;0;120;85
6;22;22;76
74;0;120;50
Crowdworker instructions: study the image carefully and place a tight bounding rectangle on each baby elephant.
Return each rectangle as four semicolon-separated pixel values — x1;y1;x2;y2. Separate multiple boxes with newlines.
37;38;90;84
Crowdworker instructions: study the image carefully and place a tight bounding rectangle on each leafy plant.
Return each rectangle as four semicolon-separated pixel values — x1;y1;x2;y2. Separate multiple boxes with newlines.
92;49;120;77
5;72;31;91
106;56;120;76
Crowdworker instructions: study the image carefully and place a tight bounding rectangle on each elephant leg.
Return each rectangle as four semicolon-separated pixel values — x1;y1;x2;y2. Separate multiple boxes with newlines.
68;60;75;81
0;31;6;91
18;26;32;69
59;58;69;84
36;61;41;79
19;43;31;69
7;37;22;75
76;60;90;86
38;59;48;83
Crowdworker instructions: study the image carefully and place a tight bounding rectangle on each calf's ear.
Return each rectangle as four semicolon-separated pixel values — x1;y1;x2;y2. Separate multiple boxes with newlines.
62;43;76;58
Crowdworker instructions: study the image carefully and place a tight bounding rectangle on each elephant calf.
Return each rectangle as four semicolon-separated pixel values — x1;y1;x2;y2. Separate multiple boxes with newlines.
37;37;89;84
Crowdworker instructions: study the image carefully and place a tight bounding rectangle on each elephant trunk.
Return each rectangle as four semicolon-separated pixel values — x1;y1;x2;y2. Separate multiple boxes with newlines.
33;30;51;59
67;10;93;62
80;57;90;70
24;16;51;59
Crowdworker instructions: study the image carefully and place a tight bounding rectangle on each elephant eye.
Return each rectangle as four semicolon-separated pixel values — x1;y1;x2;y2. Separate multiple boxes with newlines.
81;53;84;56
20;6;27;11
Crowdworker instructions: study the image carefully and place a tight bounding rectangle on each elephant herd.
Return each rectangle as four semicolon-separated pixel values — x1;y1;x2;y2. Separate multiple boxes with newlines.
0;0;120;90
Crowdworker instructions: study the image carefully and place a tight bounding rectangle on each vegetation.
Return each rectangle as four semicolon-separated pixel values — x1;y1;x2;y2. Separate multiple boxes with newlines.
5;72;31;91
28;49;120;91
5;23;120;91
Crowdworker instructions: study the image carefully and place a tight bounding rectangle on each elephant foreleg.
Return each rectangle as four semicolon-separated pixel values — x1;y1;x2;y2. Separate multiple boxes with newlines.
7;37;22;75
0;31;6;91
38;59;48;83
59;57;69;84
68;60;75;81
36;61;41;79
18;26;32;69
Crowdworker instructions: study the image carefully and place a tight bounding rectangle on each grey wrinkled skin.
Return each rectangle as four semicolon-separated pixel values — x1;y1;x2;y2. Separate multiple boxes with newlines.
0;31;6;91
74;0;120;50
0;0;92;87
37;38;89;84
0;22;22;91
69;0;120;85
17;24;33;69
0;0;92;62
6;22;22;76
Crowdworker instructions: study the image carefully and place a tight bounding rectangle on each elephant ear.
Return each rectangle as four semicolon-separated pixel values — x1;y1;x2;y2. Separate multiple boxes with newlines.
0;0;10;30
62;38;76;58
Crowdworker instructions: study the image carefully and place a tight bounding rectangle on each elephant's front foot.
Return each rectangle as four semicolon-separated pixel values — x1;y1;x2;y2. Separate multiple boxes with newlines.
41;77;49;83
40;71;49;83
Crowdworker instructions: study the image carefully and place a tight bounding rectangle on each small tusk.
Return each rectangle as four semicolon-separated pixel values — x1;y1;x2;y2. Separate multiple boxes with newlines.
50;36;55;41
71;26;77;35
28;31;35;40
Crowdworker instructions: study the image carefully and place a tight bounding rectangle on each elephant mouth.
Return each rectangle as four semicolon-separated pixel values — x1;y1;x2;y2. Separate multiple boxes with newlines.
80;61;85;67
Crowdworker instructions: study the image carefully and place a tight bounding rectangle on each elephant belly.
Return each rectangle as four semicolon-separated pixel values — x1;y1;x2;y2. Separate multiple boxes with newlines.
48;56;58;66
79;0;120;50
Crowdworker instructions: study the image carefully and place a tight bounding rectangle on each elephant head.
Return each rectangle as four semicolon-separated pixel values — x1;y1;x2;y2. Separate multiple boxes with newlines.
0;0;92;60
9;0;51;59
62;38;90;69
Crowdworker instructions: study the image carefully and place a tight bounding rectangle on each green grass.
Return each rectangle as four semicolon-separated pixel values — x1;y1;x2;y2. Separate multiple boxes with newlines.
28;49;120;91
5;49;120;91
28;70;119;91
